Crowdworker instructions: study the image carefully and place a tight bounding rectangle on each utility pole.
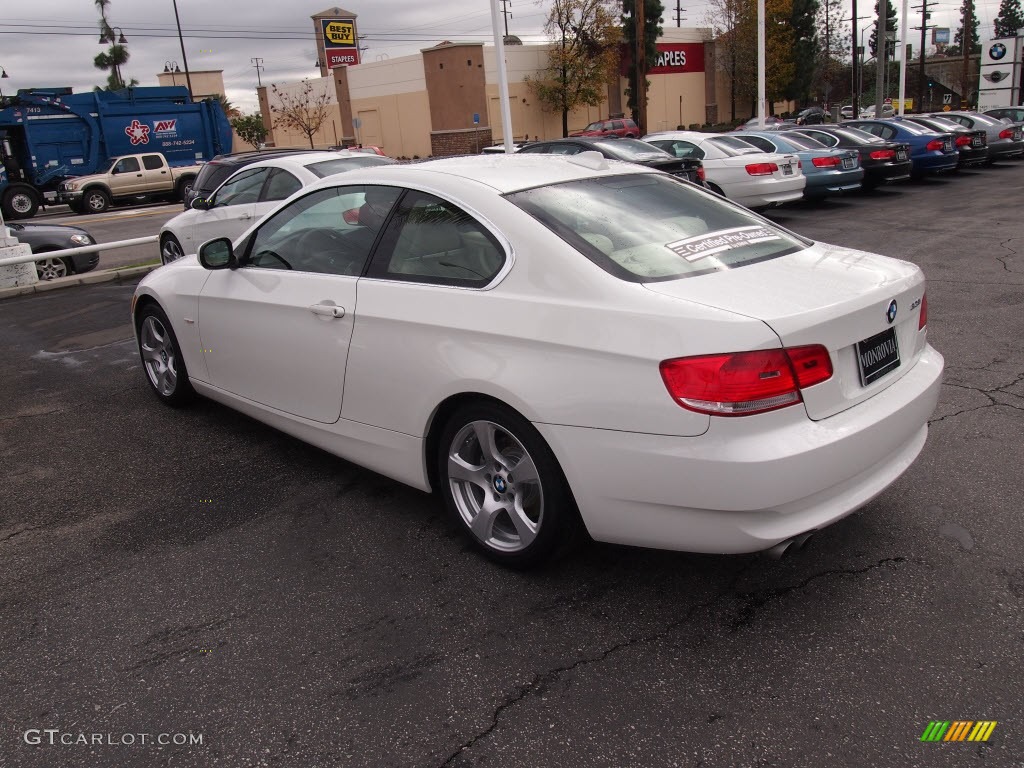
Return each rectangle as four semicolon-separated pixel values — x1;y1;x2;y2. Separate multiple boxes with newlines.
898;0;909;114
757;0;765;127
673;0;684;27
875;16;886;116
171;0;194;99
851;0;860;117
500;0;512;38
913;1;929;112
251;57;264;88
635;0;647;135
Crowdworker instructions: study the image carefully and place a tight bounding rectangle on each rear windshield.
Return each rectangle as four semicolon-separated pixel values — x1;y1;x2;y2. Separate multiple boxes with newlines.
779;132;826;150
506;173;808;282
593;138;671;160
832;127;885;144
893;121;932;135
306;155;396;178
194;162;234;191
708;136;762;155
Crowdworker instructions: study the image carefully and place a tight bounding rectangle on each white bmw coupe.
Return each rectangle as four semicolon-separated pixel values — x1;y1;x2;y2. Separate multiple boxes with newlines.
131;153;943;567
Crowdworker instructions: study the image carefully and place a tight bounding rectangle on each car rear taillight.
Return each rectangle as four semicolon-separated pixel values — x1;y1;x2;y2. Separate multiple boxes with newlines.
697;165;706;182
811;155;841;168
925;139;944;151
869;149;896;160
659;345;833;417
955;135;972;147
745;162;779;176
919;292;928;330
999;128;1014;139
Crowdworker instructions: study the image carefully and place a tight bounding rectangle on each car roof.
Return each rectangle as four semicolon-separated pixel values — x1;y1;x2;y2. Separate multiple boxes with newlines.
644;131;717;143
208;148;338;165
225;151;366;173
300;154;658;195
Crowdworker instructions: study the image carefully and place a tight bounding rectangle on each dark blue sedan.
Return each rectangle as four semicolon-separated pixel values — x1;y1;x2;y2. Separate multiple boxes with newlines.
843;118;958;178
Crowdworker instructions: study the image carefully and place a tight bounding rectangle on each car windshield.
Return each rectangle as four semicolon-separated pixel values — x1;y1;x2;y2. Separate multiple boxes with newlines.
507;173;808;282
584;122;603;131
594;138;671;160
833;127;885;144
305;155;396;178
708;136;762;155
779;132;826;150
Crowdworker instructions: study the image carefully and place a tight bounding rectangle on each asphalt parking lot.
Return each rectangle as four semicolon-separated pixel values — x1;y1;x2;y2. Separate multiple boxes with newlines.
1;168;1023;768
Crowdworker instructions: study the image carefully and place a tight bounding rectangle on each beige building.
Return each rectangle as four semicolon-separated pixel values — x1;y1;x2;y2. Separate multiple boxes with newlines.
155;69;228;103
259;28;719;158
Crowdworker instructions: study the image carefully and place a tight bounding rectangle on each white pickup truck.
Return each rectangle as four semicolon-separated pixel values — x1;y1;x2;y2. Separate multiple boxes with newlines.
55;153;203;214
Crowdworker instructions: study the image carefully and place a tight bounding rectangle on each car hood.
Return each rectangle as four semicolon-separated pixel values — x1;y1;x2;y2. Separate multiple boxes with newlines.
7;222;91;237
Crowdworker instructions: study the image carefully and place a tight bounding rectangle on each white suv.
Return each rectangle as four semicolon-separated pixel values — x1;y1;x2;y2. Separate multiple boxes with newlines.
159;151;396;264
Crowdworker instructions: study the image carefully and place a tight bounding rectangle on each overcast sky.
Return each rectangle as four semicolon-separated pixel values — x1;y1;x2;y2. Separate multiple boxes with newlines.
0;0;1008;113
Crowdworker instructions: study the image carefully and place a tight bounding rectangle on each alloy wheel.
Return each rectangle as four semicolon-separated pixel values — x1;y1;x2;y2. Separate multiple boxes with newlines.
447;420;543;553
161;237;184;264
139;315;179;396
36;258;68;280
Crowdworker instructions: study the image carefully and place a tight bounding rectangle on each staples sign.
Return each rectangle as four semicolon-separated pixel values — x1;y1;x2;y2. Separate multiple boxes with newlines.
649;43;705;75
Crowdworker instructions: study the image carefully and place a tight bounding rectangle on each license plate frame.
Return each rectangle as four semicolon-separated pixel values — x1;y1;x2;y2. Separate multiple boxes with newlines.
857;327;901;386
842;157;855;169
782;163;793;176
896;150;907;161
972;137;982;147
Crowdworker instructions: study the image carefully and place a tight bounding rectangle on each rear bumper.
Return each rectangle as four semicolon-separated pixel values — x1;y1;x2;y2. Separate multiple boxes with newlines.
805;168;865;194
538;344;943;554
864;160;913;183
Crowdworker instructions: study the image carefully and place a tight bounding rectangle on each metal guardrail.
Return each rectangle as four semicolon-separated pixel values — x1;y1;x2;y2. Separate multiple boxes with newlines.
0;235;158;267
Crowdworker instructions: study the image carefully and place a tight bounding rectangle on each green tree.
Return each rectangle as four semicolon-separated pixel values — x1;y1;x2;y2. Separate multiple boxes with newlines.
813;0;848;106
231;113;268;150
526;0;622;137
951;0;981;54
766;0;797;108
622;0;665;123
788;0;819;104
994;0;1024;37
93;0;135;90
868;0;897;58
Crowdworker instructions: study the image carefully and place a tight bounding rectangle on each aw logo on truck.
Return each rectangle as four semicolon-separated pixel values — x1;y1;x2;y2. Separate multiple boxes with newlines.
153;119;178;135
125;119;151;146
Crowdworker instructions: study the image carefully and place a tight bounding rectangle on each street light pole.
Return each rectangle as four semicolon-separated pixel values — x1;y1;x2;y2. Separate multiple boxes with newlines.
171;0;194;99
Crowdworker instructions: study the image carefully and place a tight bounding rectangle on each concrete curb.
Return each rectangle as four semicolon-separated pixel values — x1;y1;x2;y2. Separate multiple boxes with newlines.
0;264;160;301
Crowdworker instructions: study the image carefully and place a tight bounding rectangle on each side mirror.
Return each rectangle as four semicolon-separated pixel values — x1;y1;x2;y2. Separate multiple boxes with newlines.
111;167;121;175
198;238;236;270
191;196;212;210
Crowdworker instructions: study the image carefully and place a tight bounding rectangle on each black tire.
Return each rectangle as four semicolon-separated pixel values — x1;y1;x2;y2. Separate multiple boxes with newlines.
160;234;185;265
135;303;195;407
706;181;726;197
2;185;40;220
175;177;194;202
67;200;85;215
84;188;111;214
437;401;582;568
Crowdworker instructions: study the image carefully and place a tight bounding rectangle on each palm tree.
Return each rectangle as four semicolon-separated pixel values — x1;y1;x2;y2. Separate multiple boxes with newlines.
94;0;132;90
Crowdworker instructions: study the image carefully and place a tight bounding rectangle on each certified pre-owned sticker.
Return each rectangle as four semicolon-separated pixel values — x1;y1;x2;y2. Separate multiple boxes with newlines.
667;226;782;262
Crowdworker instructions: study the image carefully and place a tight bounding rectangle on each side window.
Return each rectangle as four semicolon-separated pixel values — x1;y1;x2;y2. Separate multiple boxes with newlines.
261;169;302;202
245;185;400;276
654;140;704;160
741;136;776;153
142;155;164;170
805;131;837;146
517;144;548;154
879;126;896;140
611;121;624;131
213;167;270;207
370;191;505;287
114;157;141;173
555;144;583;155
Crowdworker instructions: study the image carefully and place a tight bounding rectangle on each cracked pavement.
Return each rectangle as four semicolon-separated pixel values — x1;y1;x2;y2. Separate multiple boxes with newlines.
1;167;1023;768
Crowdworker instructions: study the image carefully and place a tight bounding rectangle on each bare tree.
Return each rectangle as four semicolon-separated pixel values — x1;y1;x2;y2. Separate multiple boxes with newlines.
526;0;622;137
270;80;333;149
706;0;756;121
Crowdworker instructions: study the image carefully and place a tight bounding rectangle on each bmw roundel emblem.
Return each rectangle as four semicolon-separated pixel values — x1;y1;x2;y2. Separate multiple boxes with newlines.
493;476;507;493
990;42;1007;60
886;300;898;324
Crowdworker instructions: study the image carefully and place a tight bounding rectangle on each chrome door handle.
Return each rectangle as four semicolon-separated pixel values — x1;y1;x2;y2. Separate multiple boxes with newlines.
309;303;345;318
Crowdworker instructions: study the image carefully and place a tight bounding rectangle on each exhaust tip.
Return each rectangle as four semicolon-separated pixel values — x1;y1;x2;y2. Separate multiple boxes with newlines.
764;530;816;560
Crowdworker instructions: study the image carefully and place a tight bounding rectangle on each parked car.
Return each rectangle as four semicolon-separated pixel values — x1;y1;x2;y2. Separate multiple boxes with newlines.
927;112;1024;162
795;106;829;125
569;118;639;139
738;131;862;199
785;125;912;188
982;106;1024;125
7;221;99;280
182;148;339;211
159;151;396;264
733;116;788;131
481;143;527;154
860;104;896;118
131;153;942;567
840;105;856;119
903;115;988;167
516;137;705;186
842;119;958;178
643;130;804;208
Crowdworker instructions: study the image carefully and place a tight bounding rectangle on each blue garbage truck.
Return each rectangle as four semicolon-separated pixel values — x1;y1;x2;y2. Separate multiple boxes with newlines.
0;85;232;219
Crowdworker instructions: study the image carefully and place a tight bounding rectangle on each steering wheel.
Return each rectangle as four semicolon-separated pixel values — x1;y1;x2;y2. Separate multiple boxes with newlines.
253;249;292;270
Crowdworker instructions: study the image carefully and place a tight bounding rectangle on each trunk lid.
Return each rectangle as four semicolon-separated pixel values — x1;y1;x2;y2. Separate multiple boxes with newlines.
643;242;927;420
721;152;803;181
